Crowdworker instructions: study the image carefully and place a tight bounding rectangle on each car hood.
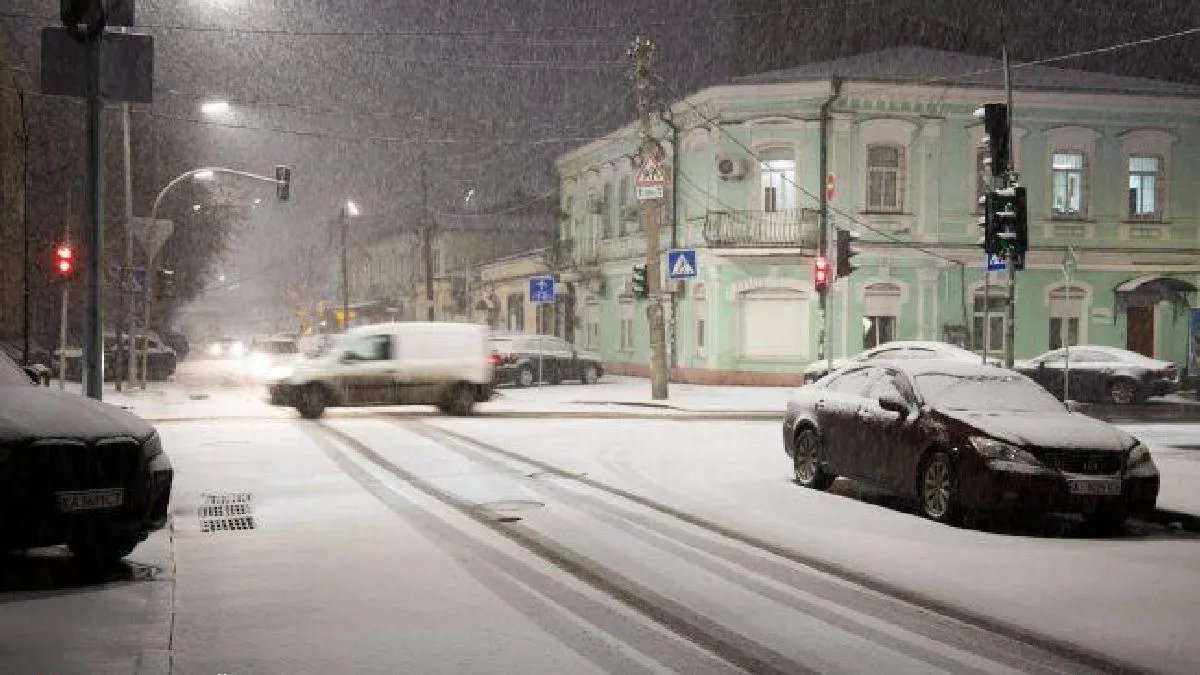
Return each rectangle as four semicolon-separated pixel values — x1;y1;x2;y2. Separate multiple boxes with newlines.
0;386;154;444
933;408;1134;452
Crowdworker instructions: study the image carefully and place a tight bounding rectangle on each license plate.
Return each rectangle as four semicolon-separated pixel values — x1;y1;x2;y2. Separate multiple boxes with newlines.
56;488;124;512
1068;479;1122;496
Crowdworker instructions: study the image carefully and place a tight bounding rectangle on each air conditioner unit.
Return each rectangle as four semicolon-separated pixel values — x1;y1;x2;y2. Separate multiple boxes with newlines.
621;204;640;221
716;154;748;181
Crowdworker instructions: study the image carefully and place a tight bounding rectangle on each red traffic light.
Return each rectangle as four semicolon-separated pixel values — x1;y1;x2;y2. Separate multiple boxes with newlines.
814;256;830;291
54;242;75;278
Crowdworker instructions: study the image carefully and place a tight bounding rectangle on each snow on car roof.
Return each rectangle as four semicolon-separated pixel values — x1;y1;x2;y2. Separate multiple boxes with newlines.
866;358;1014;377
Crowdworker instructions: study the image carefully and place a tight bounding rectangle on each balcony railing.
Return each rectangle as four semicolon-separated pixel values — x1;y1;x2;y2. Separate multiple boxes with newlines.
703;208;820;248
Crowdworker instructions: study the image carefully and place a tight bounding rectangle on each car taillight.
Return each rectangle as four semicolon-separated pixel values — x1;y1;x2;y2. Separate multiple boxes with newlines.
487;353;503;366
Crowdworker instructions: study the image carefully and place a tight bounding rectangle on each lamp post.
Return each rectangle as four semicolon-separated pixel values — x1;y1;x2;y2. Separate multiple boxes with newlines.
342;200;360;331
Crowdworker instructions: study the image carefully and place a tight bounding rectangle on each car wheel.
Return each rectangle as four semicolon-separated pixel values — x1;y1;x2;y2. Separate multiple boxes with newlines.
792;428;834;490
1108;379;1138;405
580;364;599;384
445;383;476;416
68;535;140;568
517;366;535;388
918;451;961;525
1086;505;1129;534
296;385;328;419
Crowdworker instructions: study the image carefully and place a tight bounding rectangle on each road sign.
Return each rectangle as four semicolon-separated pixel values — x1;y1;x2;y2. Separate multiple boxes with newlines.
826;173;836;201
529;276;556;304
986;253;1006;272
131;217;174;260
667;249;697;279
636;155;667;201
40;27;154;103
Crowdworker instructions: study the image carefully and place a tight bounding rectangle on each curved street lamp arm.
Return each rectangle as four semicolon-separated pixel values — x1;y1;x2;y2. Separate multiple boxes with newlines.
149;167;285;221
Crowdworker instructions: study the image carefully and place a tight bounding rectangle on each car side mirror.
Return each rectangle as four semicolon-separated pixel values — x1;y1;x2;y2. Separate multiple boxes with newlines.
23;365;48;387
878;392;910;416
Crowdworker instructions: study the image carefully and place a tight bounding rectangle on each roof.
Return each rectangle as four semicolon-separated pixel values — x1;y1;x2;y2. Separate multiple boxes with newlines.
860;358;1016;377
735;46;1200;97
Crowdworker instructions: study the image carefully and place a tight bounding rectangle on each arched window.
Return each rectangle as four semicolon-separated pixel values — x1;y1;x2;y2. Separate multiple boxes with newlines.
1048;284;1087;349
862;282;902;348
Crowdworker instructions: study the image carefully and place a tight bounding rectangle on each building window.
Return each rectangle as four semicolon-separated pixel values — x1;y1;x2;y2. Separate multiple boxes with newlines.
738;288;808;359
1048;284;1086;349
862;282;902;348
619;318;634;351
971;289;1007;354
760;151;796;212
1128;155;1161;220
506;293;524;331
1051;152;1085;218
866;144;904;212
602;182;615;237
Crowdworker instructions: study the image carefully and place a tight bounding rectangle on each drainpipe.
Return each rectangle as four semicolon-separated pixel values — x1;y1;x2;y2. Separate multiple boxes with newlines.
819;76;843;374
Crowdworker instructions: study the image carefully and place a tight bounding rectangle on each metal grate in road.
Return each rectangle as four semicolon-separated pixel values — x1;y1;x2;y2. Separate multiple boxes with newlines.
199;492;256;533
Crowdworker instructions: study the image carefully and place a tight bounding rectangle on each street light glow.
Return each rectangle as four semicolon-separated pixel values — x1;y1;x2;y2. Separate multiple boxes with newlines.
345;200;360;217
201;100;230;115
193;169;215;181
192;203;202;211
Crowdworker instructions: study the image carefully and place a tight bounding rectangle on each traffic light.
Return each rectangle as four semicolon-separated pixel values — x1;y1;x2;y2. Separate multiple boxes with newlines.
814;256;830;292
631;263;648;298
977;102;1010;177
990;186;1028;258
835;228;860;279
275;164;292;202
53;242;76;280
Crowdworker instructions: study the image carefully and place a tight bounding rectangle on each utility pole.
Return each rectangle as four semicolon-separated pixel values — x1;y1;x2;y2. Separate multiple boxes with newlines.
118;102;133;391
633;36;669;400
18;89;30;366
421;153;435;321
82;28;104;400
341;207;350;331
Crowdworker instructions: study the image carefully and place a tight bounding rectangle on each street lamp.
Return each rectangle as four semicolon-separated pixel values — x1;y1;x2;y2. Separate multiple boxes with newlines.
341;200;360;330
200;100;230;116
193;169;215;181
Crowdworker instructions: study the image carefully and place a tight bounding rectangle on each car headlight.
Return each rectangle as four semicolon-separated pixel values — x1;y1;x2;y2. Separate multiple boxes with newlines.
1127;442;1153;470
230;342;245;357
142;431;164;460
208;343;222;356
970;436;1041;465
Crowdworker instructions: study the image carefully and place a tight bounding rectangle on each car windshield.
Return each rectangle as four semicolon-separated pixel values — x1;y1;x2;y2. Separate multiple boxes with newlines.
915;373;1067;412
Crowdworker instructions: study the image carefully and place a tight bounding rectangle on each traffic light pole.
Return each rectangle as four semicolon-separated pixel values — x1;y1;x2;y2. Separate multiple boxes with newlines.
1002;40;1017;369
59;283;69;390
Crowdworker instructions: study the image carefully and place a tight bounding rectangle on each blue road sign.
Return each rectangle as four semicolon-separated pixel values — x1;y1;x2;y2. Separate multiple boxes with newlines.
986;253;1005;272
128;266;147;294
529;276;556;304
667;249;698;279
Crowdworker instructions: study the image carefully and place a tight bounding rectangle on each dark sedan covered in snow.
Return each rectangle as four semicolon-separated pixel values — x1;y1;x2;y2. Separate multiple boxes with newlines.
783;360;1159;530
1015;345;1180;404
0;352;173;564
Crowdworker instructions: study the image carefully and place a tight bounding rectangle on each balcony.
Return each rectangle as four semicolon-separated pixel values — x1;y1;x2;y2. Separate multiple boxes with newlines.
703;208;820;249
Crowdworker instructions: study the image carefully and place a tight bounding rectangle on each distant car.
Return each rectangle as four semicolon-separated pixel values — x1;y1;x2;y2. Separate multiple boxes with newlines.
244;336;301;381
207;335;245;359
1015;346;1180;405
802;340;1001;383
488;332;603;386
783;359;1159;531
161;330;190;361
268;322;493;418
0;351;173;564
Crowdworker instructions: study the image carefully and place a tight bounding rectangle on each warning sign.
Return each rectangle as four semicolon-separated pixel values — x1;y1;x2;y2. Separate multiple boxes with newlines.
636;155;667;201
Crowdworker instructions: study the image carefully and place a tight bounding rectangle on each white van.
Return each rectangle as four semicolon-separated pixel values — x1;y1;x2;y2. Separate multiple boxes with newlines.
267;322;493;418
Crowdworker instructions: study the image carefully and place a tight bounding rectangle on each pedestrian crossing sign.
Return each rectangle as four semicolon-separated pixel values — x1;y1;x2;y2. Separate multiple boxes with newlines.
667;249;698;279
